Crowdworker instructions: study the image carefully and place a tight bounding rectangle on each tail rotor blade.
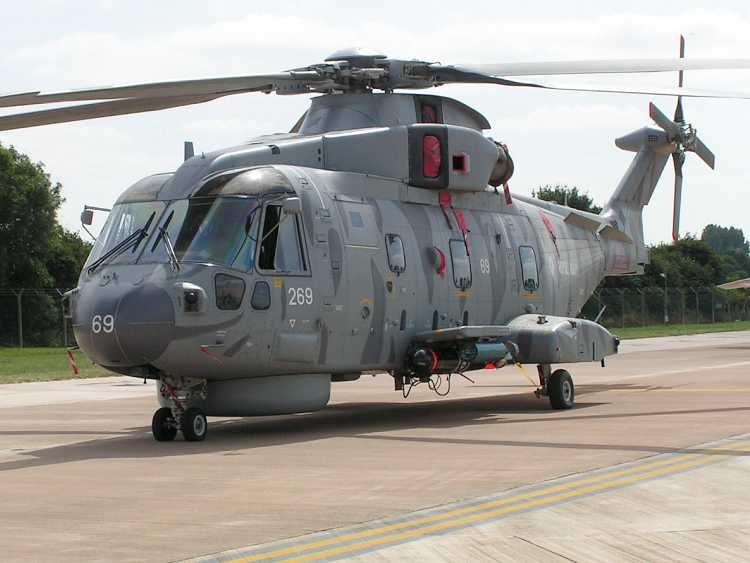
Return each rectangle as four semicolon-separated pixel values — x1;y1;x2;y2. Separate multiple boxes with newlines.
674;36;685;123
672;152;684;241
693;136;716;169
650;102;681;136
678;35;686;87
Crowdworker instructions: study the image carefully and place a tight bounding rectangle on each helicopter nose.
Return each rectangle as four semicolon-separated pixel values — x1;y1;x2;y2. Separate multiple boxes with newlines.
116;284;176;364
74;284;175;367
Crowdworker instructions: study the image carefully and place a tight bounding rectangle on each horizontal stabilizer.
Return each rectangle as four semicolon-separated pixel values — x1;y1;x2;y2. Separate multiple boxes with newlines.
598;224;633;243
564;211;603;231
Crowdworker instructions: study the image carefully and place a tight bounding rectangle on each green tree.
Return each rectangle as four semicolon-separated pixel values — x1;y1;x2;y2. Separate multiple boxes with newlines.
701;224;749;256
0;145;61;288
532;184;602;214
0;143;92;345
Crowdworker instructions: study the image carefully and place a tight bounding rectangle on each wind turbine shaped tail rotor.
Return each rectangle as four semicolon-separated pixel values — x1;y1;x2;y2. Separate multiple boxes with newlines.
649;36;716;242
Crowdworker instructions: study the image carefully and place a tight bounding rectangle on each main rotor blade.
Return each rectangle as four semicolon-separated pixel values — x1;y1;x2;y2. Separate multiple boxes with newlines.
534;81;750;100
0;73;322;109
434;66;750;99
649;102;681;136
0;91;41;106
462;57;750;77
672;152;684;241
693;136;716;169
0;93;230;131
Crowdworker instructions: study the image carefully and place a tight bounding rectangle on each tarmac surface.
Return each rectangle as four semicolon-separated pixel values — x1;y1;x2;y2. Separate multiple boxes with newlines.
1;331;749;562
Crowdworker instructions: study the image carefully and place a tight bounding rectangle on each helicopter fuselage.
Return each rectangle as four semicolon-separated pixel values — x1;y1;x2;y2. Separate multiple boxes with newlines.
68;92;656;421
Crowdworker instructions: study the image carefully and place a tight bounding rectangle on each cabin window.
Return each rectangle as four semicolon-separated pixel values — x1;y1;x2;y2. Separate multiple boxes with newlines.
519;246;539;292
258;204;308;274
449;239;472;289
385;234;406;273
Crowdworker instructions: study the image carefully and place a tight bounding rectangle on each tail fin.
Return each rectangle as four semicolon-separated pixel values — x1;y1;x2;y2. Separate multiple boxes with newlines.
600;99;715;274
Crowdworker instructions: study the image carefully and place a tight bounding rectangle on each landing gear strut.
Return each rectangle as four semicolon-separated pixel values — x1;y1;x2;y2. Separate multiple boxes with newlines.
152;375;208;441
535;364;575;410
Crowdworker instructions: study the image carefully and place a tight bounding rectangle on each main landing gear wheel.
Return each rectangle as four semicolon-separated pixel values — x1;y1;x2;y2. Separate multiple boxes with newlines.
152;407;177;442
181;407;208;442
548;369;575;410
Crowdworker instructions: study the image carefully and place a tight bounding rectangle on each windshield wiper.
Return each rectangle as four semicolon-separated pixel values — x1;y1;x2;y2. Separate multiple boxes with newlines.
159;227;181;272
149;211;181;272
87;212;156;274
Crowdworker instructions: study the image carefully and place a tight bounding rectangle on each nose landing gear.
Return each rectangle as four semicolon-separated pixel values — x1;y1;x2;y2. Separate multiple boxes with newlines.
152;376;208;441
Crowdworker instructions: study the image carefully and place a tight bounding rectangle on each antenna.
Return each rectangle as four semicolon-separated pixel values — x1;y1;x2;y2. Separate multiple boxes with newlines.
184;141;195;161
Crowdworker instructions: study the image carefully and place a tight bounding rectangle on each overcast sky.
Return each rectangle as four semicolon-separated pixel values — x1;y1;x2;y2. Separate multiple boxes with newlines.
2;1;749;244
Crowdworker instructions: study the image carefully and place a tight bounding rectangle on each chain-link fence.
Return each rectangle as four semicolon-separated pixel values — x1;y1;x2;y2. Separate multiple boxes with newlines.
580;287;750;329
0;289;72;347
1;286;748;347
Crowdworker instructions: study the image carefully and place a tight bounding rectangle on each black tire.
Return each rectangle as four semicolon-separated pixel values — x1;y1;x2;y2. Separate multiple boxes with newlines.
548;369;575;410
181;407;208;442
152;407;177;442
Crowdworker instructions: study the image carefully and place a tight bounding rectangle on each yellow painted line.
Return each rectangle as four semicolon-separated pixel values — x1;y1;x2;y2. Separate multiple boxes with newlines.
283;447;750;563
644;388;750;393
227;439;750;563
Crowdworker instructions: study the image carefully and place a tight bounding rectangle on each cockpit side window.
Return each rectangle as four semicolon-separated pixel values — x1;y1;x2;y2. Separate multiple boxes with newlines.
258;204;308;275
85;201;165;267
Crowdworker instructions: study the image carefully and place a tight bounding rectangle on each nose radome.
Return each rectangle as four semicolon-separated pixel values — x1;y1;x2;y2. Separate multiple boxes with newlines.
116;284;175;364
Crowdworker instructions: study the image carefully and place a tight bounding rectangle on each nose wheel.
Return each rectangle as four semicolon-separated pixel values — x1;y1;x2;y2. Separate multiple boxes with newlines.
181;407;208;441
151;407;177;441
151;406;208;441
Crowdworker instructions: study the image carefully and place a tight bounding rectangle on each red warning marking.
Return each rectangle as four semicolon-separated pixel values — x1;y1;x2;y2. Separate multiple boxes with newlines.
200;346;224;363
438;191;453;229
539;211;560;257
503;183;513;205
160;383;185;410
434;247;446;277
453;208;471;256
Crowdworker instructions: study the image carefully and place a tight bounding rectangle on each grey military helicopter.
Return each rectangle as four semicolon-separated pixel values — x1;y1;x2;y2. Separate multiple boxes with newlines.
2;43;748;441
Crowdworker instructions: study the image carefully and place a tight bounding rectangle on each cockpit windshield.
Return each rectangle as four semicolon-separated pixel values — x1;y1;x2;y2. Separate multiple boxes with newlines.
148;197;260;270
85;201;165;268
